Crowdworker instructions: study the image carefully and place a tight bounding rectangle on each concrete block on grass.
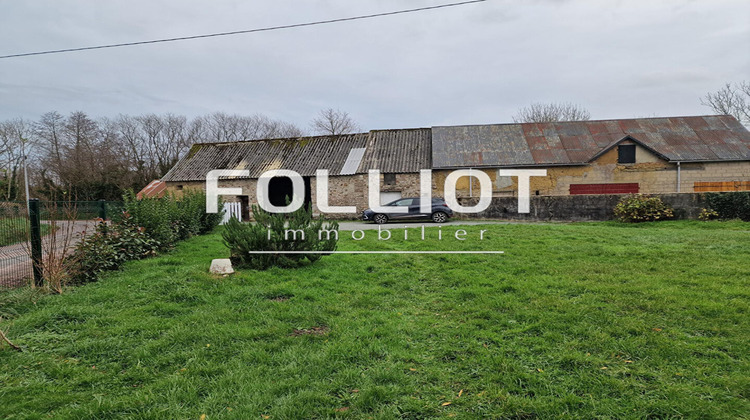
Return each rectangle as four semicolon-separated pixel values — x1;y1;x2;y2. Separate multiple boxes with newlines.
210;259;234;275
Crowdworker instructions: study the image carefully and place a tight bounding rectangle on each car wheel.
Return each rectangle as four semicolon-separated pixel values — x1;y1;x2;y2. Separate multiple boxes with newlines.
431;211;448;223
373;214;388;224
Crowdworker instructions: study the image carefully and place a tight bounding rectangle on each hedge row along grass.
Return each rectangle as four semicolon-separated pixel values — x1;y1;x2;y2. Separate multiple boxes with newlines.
1;221;748;418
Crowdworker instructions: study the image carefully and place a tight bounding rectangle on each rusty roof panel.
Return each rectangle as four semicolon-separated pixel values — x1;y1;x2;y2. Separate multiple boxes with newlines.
526;135;549;150
530;149;556;164
543;134;571;163
721;115;747;131
554;122;589;137
432;116;750;168
559;135;583;150
522;123;543;137
565;150;595;163
618;119;644;133
586;121;611;136
684;116;711;131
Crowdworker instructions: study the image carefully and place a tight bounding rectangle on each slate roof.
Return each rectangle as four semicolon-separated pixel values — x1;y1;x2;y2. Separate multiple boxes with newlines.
161;129;432;182
432;115;750;168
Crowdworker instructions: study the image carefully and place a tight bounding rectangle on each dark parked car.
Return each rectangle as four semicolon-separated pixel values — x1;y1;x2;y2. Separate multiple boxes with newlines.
362;197;453;224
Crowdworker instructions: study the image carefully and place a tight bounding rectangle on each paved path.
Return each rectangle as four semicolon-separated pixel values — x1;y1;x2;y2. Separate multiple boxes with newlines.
0;220;98;288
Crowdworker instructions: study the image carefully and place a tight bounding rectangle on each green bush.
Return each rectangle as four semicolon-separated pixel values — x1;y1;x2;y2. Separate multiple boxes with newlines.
193;190;224;234
704;192;750;221
613;194;674;222
122;190;178;250
71;189;223;284
71;213;160;283
222;204;338;270
122;189;224;249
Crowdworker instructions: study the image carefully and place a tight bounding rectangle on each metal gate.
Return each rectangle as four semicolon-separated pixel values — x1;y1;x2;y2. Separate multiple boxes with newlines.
221;202;242;224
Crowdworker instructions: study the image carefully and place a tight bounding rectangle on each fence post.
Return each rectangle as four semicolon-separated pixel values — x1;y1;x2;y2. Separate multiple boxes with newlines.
98;199;108;234
98;199;107;220
28;198;43;287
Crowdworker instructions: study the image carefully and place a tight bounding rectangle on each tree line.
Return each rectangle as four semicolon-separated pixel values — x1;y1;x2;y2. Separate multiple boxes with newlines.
0;109;358;201
2;81;746;203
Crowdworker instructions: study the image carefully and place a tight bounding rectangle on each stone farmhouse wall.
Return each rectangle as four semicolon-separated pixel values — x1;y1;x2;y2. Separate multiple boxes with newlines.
433;143;750;198
164;173;425;220
163;143;749;220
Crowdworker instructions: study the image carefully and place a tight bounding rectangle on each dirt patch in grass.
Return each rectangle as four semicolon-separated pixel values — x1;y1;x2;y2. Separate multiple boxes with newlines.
290;326;329;336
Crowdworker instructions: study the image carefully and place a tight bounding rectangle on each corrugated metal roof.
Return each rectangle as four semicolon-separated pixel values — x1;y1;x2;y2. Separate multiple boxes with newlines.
162;116;750;181
359;128;432;174
432;115;750;168
161;128;432;182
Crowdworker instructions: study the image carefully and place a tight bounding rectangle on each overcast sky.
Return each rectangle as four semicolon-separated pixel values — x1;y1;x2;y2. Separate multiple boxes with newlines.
1;0;748;131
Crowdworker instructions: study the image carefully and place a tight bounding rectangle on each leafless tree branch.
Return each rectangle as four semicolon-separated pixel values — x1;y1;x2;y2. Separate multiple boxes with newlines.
0;317;22;352
512;102;591;123
701;81;750;126
311;108;361;135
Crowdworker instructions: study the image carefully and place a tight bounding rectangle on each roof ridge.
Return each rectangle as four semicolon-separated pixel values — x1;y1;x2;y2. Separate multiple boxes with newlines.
192;132;370;147
431;114;736;129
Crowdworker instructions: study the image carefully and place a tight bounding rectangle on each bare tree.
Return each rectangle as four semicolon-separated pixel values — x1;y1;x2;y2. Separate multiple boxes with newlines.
5;110;306;200
0;118;34;201
310;108;360;135
197;112;305;142
701;81;750;126
512;102;591;123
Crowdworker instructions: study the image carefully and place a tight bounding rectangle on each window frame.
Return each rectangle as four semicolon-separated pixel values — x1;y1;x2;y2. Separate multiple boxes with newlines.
617;144;636;164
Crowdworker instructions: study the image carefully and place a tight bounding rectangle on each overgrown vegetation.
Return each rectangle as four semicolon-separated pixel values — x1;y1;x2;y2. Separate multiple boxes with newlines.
704;191;750;221
70;190;222;285
72;214;160;284
1;221;748;418
222;204;338;270
613;194;674;222
121;189;222;250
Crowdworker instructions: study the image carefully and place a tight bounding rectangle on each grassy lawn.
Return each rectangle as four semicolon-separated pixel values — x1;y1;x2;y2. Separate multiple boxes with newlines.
0;218;52;247
1;221;749;419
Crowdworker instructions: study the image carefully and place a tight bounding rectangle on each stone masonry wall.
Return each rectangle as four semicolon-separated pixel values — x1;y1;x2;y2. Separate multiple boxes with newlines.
433;144;750;197
165;173;425;220
311;173;423;219
457;193;709;221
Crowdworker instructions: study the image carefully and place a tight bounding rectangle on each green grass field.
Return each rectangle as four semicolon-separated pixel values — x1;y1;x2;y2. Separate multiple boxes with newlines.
1;221;749;419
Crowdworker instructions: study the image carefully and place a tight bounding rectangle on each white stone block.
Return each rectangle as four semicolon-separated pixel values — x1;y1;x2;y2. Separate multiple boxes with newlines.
210;259;234;275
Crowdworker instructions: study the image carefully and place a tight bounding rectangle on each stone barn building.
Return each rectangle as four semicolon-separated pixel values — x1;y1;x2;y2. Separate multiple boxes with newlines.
431;115;750;197
161;129;431;219
161;115;750;218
